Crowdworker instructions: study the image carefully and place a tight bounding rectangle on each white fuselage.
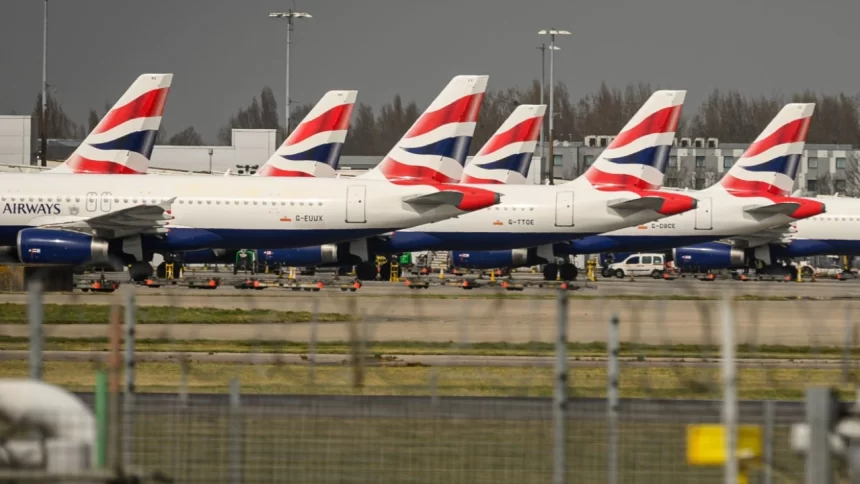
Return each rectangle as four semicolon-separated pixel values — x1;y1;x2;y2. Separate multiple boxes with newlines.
0;173;489;252
384;182;689;252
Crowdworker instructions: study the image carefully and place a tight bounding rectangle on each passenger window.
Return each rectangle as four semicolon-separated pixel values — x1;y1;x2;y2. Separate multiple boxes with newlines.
642;256;653;264
654;256;663;264
627;256;640;264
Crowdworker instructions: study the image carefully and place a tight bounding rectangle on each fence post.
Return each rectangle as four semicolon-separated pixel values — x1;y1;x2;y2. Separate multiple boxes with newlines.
607;313;619;484
805;387;836;484
308;299;318;386
720;292;737;484
762;400;774;484
844;306;853;384
28;278;43;380
553;290;568;484
123;289;136;470
229;377;242;484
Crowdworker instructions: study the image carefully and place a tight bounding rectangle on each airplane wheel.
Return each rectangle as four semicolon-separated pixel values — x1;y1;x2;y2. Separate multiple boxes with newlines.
614;269;626;279
355;262;377;281
542;264;558;281
379;263;401;281
559;263;577;281
129;261;153;282
156;262;166;278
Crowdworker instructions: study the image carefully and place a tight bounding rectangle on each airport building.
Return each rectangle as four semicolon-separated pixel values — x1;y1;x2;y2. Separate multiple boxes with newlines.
0;115;856;193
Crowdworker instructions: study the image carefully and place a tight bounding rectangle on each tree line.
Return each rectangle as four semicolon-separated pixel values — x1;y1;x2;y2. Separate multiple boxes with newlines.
30;81;860;152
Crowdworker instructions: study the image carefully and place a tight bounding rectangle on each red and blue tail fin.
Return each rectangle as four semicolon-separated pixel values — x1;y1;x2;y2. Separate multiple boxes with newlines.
574;90;685;190
256;90;357;177
49;73;172;174
360;75;487;183
717;103;814;196
460;104;545;184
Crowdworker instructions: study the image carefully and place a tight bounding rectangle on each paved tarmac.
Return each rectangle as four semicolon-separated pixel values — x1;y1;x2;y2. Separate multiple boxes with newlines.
0;295;852;345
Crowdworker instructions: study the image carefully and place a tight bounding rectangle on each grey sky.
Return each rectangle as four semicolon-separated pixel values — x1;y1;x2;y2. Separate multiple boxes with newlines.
2;0;858;142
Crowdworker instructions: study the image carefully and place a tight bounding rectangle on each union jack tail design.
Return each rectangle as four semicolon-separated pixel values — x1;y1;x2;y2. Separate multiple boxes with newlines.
718;103;814;197
360;75;488;183
256;90;357;177
49;73;172;174
460;104;545;185
576;90;685;190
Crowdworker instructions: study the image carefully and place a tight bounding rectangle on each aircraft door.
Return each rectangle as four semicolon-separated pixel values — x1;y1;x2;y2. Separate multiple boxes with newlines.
555;191;574;227
694;197;712;230
346;185;366;223
86;192;98;212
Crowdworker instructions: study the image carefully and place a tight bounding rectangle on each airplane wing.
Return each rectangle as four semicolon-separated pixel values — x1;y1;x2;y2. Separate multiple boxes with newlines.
723;223;797;248
37;198;175;239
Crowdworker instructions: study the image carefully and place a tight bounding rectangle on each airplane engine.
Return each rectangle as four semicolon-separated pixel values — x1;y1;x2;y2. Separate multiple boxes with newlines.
266;244;339;266
16;228;110;266
672;242;745;271
451;249;531;269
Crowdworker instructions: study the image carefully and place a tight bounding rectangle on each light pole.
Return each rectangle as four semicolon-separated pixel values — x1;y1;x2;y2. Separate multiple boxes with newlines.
208;148;213;174
538;29;569;184
269;9;312;140
537;43;546;179
40;0;48;166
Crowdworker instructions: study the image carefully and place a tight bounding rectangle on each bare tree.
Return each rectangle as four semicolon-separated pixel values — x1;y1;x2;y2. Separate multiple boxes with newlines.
817;171;834;195
87;109;99;133
166;126;205;146
845;151;860;197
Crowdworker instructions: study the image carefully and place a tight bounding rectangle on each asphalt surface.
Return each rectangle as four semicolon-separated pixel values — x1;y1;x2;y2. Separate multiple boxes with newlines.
0;291;854;345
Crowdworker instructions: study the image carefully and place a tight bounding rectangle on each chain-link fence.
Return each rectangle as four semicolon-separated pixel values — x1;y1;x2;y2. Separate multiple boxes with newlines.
1;273;859;482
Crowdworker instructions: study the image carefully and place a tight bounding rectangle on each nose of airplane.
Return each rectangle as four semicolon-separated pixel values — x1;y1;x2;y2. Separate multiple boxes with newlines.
657;193;698;216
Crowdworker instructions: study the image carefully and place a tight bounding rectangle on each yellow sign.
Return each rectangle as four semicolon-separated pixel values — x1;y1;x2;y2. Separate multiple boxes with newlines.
686;424;763;466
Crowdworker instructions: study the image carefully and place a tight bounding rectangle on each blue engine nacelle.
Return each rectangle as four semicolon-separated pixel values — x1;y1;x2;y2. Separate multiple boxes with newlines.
671;242;745;271
451;249;530;269
260;244;340;266
16;228;110;265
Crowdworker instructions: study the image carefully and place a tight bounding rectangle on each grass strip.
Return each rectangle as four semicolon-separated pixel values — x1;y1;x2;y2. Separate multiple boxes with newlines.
0;303;352;324
0;359;854;400
0;336;854;360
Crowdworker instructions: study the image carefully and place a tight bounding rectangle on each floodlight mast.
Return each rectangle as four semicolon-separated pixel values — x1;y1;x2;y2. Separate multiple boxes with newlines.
269;10;312;138
538;29;570;184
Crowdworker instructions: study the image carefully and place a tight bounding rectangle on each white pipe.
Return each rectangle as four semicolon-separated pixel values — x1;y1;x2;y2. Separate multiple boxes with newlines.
0;379;95;470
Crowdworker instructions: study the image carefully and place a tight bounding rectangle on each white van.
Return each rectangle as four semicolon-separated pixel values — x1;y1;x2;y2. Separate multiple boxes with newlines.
607;253;665;279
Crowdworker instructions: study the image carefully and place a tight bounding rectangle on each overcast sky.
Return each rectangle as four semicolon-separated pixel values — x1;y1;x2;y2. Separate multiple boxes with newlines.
2;0;859;142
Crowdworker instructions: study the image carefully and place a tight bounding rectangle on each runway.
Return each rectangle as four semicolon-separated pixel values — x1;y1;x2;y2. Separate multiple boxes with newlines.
0;289;852;345
0;349;846;369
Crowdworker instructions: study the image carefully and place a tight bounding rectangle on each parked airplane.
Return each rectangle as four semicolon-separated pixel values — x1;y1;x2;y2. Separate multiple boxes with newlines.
351;90;698;280
0;77;502;281
187;90;698;281
450;103;827;279
47;73;172;174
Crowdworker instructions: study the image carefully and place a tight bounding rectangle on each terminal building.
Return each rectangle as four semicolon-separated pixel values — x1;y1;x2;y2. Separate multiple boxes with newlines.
0;114;856;194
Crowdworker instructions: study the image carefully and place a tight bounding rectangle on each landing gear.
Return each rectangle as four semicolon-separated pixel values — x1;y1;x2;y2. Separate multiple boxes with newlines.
128;261;153;282
379;262;401;281
542;263;558;281
355;262;378;281
558;263;577;281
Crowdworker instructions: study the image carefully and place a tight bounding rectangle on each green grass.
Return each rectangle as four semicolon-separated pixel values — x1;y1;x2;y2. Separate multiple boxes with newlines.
0;303;352;324
0;336;853;360
0;359;855;400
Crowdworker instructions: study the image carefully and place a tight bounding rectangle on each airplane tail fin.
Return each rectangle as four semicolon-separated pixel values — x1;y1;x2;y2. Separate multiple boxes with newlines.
49;73;172;174
256;90;357;177
360;75;488;183
575;90;685;190
460;104;545;184
718;103;814;197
